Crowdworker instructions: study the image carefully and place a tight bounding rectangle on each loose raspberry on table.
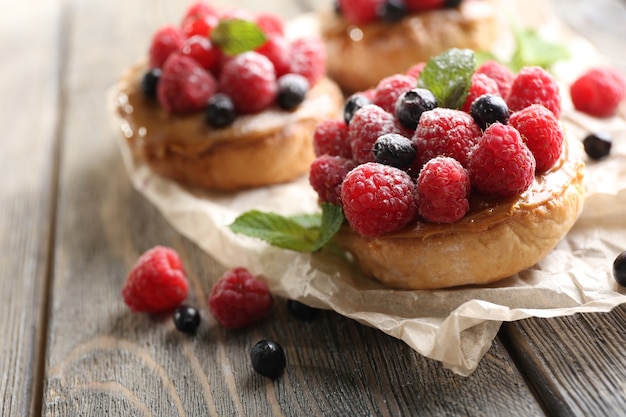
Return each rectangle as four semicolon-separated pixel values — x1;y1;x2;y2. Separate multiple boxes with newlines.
412;107;482;168
122;246;189;313
507;66;561;118
149;25;185;69
313;119;352;158
348;104;398;164
340;163;418;236
468;123;536;197
373;74;417;114
509;104;563;173
570;67;626;117
208;267;273;329
287;37;326;88
309;155;356;205
475;60;515;99
158;53;217;114
461;72;500;113
416;156;470;223
218;51;277;114
256;35;291;77
338;0;386;24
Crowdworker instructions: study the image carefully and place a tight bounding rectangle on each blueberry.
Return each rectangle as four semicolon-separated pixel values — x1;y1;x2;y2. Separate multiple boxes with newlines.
613;252;626;286
395;88;438;130
444;0;463;7
140;68;162;100
173;305;200;334
470;94;510;130
277;74;309;111
583;132;612;160
344;94;372;125
377;0;408;23
250;340;286;378
373;133;416;169
205;93;236;128
287;300;320;321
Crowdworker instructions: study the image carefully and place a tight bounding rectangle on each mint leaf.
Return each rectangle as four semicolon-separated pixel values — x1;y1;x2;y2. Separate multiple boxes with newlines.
312;203;344;252
211;19;267;56
509;27;570;72
418;48;475;109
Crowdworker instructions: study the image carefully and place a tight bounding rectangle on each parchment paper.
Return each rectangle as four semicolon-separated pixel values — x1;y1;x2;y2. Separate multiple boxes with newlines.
110;1;626;376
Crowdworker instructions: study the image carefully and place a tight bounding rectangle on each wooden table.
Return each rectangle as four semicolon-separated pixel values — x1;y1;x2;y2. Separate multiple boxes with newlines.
2;0;625;415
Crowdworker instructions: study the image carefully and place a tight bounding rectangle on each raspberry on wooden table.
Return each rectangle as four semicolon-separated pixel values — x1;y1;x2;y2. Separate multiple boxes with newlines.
461;72;500;113
417;156;471;224
373;74;417;114
469;123;536;197
509;104;563;173
340;163;418;236
148;25;185;69
309;155;356;205
475;60;515;99
348;104;398;164
122;246;189;314
313;119;352;159
208;267;273;329
507;66;561;118
570;67;626;117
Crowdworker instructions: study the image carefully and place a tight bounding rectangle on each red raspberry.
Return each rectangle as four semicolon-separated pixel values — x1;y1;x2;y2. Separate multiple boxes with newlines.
255;12;285;36
256;35;291;77
405;62;426;80
182;1;218;22
468;123;536;197
413;108;482;168
373;74;417;114
208;267;273;329
218;51;277;114
570;67;626;117
507;66;561;118
416;157;470;223
341;163;418;237
348;104;398;164
309;155;356;205
476;60;515;99
148;25;185;69
122;246;189;313
405;0;444;12
313;119;352;158
509;104;563;173
461;72;500;113
338;0;386;24
181;12;219;38
181;35;221;72
287;37;327;87
158;53;217;114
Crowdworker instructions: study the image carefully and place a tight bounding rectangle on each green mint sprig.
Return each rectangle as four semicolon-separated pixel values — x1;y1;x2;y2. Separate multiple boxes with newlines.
211;19;267;56
229;203;344;252
418;48;476;110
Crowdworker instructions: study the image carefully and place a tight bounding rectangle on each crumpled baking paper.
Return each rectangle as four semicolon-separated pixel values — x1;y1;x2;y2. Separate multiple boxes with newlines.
109;1;626;376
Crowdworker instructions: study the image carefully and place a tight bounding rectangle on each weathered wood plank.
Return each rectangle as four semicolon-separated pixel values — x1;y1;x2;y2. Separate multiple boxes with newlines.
0;2;63;416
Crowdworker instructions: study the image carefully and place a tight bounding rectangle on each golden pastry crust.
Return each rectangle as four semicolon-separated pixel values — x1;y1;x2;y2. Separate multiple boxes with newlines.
112;63;344;191
321;0;499;92
335;132;585;290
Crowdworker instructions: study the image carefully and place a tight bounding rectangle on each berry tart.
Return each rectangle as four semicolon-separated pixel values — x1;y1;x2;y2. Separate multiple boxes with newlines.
112;2;343;191
320;0;499;92
308;49;585;289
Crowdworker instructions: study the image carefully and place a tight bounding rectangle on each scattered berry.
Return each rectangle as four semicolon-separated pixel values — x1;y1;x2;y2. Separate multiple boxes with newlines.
173;305;201;334
208;267;273;329
181;35;221;72
413;107;482;168
338;0;386;24
309;155;356;205
250;340;286;378
507;66;561;118
374;74;417;114
470;93;510;130
395;87;438;130
340;163;418;236
218;51;277;114
570;67;626;117
613;251;626;287
276;74;309;110
475;60;515;99
205;93;236;128
343;94;373;125
377;0;408;22
140;68;162;100
149;25;185;69
509;104;563;173
373;133;416;169
287;300;320;321
461;72;499;113
122;246;189;314
287;37;326;88
348;104;398;164
313;119;352;158
469;123;536;197
416;156;470;223
158;53;217;114
582;132;612;160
